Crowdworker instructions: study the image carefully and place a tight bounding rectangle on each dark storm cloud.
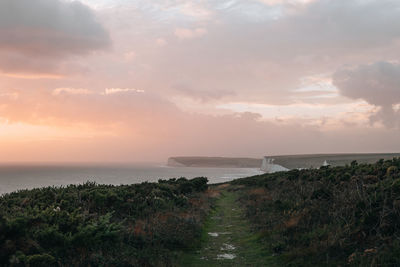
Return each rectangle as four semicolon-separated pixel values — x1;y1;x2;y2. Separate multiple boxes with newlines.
333;62;400;127
0;0;110;74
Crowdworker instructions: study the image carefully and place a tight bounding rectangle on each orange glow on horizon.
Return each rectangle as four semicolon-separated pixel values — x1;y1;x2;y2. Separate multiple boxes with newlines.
1;72;64;79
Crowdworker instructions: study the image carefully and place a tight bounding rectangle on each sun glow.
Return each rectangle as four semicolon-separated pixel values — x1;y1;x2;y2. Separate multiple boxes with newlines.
1;72;64;79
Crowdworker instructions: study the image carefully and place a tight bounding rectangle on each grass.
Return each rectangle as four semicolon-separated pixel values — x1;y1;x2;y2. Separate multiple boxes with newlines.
179;188;277;266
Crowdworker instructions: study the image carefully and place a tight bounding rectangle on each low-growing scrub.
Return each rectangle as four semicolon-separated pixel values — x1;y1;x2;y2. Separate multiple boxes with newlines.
0;177;212;266
232;158;400;266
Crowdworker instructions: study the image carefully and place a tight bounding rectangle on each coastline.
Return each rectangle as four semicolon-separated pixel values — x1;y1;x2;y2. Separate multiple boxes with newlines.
0;164;262;195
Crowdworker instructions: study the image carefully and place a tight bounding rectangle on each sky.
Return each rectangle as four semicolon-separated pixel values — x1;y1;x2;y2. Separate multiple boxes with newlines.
1;0;400;162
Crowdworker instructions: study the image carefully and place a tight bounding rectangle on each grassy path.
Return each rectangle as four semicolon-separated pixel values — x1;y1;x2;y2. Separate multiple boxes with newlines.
179;189;276;266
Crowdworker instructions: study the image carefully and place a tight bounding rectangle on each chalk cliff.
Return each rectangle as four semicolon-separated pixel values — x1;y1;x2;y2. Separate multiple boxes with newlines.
260;158;289;173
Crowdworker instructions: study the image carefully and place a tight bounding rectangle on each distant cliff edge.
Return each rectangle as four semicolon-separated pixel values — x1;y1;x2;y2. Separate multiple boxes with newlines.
167;157;262;168
261;153;400;173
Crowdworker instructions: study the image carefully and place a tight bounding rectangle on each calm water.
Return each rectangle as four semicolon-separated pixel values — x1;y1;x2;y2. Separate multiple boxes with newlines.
0;163;263;195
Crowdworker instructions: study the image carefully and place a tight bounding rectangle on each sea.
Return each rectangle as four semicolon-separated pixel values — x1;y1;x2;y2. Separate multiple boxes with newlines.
0;163;263;195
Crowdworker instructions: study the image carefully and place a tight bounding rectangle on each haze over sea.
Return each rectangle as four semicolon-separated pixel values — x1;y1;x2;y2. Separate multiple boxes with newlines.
0;163;263;195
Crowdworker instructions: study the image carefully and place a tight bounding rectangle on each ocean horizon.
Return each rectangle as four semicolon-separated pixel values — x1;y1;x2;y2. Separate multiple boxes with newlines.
0;163;263;195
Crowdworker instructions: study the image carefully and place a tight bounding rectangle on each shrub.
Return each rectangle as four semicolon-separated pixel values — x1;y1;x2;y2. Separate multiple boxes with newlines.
236;158;400;266
0;178;213;266
27;254;56;267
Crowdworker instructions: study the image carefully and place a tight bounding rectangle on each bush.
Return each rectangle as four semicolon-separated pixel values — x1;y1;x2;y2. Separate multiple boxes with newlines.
236;158;400;266
27;254;56;267
0;178;213;266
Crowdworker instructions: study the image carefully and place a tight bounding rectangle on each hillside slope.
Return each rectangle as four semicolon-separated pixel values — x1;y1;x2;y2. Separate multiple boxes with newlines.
232;158;400;266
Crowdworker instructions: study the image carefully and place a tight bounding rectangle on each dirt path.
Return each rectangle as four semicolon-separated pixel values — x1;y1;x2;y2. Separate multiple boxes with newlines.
180;190;276;266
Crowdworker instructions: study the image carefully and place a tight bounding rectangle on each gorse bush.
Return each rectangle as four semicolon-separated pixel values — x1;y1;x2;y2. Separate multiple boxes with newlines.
232;158;400;266
0;177;210;266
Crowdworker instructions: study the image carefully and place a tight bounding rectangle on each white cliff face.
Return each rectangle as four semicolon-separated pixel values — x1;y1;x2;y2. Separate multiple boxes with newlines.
260;157;289;173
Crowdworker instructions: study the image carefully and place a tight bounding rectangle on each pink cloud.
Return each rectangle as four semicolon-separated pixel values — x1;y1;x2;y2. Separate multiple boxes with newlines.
174;28;207;40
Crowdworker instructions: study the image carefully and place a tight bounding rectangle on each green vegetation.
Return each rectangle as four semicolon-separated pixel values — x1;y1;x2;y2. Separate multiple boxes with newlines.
232;158;400;266
3;158;400;266
0;177;212;266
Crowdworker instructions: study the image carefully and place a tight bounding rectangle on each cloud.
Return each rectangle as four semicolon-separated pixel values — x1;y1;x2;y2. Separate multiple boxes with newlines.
277;0;400;50
0;86;331;161
173;83;235;102
333;61;400;128
174;27;207;40
123;51;136;61
0;0;110;74
111;0;400;107
3;0;400;161
0;88;169;126
156;38;167;47
104;88;145;95
53;88;93;95
178;1;213;20
0;86;399;162
258;0;316;5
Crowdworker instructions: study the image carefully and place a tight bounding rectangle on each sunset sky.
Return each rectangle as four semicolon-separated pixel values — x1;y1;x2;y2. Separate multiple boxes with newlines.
1;0;400;162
